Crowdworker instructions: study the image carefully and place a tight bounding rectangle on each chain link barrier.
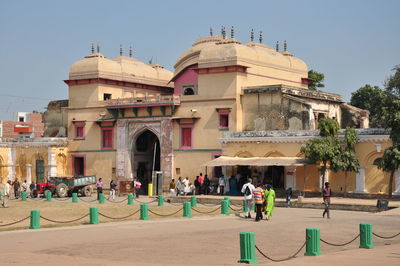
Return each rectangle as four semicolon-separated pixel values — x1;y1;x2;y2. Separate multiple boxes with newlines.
28;197;45;201
40;214;89;224
52;197;71;201
78;197;98;203
163;199;182;206
148;208;183;217
229;206;242;212
0;216;30;227
134;198;158;204
320;234;360;246
373;232;400;239
98;209;140;220
255;241;306;262
197;202;219;207
191;206;221;214
105;197;128;203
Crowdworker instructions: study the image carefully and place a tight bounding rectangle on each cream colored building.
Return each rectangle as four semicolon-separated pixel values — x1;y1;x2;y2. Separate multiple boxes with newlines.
63;33;396;195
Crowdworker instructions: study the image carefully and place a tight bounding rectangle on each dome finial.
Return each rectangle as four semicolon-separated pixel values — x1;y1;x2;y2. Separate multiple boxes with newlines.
129;46;132;57
96;43;100;53
250;29;254;42
276;41;279;52
230;26;234;38
120;44;123;56
91;43;95;54
221;25;226;39
259;31;263;43
210;26;213;36
284;40;287;52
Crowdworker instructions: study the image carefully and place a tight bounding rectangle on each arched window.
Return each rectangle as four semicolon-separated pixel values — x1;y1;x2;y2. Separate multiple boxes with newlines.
183;88;195;95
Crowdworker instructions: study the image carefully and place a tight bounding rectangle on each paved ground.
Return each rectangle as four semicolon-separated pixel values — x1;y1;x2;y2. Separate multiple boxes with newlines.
1;206;400;265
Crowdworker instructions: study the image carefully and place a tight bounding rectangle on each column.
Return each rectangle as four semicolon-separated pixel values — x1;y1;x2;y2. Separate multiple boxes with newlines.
116;120;131;180
355;167;366;193
7;146;16;181
394;169;400;195
26;164;32;184
47;147;57;177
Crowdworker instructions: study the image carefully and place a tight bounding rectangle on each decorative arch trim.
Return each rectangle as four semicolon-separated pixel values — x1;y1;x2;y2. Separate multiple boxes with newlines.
264;151;285;157
234;151;254;158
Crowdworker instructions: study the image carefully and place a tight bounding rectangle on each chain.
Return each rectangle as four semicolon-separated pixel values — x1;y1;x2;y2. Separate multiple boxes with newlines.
229;206;242;212
0;216;30;227
164;200;182;206
106;197;128;203
148;208;183;217
255;241;306;262
191;206;221;214
40;214;89;224
320;234;360;246
98;209;140;220
28;197;45;201
134;198;158;204
53;197;71;201
197;202;219;207
373;232;400;239
78;197;98;203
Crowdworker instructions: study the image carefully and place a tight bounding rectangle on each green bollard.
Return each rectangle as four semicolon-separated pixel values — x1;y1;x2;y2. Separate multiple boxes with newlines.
238;232;259;264
183;201;192;218
191;196;197;207
304;228;321;256
72;193;78;203
251;203;255;211
127;193;134;205
140;204;149;220
158;195;164;206
243;199;247;213
359;223;374;249
29;210;41;229
46;191;52;201
99;193;105;204
224;196;231;206
221;200;230;216
90;206;99;224
21;191;27;201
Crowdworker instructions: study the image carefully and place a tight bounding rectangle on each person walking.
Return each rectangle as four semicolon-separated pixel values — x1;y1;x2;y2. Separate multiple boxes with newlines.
22;180;27;193
218;175;226;195
96;178;104;200
322;182;332;219
176;177;182;196
183;177;189;196
264;184;276;220
134;178;142;198
194;176;200;195
285;187;293;207
2;180;11;208
204;175;210;195
13;179;20;199
198;173;204;194
29;182;36;198
109;180;117;200
253;183;264;222
169;178;176;196
241;178;255;218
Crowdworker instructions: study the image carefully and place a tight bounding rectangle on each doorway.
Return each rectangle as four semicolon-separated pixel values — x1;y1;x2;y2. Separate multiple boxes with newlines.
36;159;45;183
264;166;285;189
73;156;85;176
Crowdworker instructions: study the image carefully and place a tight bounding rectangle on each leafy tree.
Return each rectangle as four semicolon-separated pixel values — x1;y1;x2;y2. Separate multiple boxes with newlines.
308;69;325;91
349;84;385;128
301;118;341;190
377;145;400;198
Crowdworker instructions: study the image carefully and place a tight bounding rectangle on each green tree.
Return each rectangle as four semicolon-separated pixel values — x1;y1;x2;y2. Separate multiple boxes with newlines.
349;84;385;127
301;118;341;190
308;69;325;91
377;145;400;198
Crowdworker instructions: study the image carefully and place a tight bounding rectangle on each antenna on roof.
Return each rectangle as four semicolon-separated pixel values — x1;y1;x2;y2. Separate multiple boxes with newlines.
284;40;287;52
276;41;279;52
250;29;254;42
230;26;234;38
96;43;100;53
129;46;133;57
259;31;263;43
210;26;213;36
91;43;95;54
120;44;123;56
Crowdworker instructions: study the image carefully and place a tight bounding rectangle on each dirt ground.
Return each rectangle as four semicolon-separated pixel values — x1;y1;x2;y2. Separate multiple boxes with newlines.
0;196;227;231
1;205;400;265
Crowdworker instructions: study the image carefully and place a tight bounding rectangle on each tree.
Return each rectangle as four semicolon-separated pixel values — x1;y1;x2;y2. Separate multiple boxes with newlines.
349;84;385;128
377;145;400;198
308;69;325;91
301;118;341;190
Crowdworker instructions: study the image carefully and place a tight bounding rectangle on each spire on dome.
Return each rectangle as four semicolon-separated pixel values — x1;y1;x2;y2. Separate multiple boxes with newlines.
120;44;123;56
230;26;234;38
210;26;213;36
96;43;100;53
91;43;94;54
250;29;254;42
129;46;132;57
259;31;263;43
284;40;287;52
276;41;279;52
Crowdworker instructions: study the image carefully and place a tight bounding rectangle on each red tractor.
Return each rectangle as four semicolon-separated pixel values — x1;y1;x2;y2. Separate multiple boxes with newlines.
31;176;96;198
31;182;56;198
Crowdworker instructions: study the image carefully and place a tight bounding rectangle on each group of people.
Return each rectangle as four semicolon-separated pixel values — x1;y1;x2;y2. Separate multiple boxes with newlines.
241;178;276;222
169;174;211;196
1;179;33;208
96;177;142;200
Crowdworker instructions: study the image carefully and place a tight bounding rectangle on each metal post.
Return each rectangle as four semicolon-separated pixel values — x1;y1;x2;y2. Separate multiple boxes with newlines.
128;193;134;205
191;196;197;207
243;199;247;213
304;228;321;256
46;191;52;201
72;192;78;203
21;191;27;201
238;232;259;264
158;195;164;206
99;193;105;204
90;206;99;224
359;223;374;249
29;210;41;229
183;202;192;218
140;204;149;220
221;200;229;215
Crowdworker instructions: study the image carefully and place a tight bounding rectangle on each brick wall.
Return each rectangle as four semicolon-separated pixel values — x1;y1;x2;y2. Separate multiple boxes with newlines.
1;112;44;138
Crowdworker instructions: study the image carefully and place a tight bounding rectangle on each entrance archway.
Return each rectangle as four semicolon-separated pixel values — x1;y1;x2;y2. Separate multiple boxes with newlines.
132;129;160;195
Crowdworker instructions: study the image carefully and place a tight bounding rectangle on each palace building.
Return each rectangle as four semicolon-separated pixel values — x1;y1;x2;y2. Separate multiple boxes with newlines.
2;29;398;196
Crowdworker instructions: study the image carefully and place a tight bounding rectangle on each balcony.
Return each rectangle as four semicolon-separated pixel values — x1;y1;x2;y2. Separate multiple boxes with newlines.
106;95;180;108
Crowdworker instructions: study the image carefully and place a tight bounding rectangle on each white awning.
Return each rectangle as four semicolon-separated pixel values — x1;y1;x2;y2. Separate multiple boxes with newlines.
203;156;309;167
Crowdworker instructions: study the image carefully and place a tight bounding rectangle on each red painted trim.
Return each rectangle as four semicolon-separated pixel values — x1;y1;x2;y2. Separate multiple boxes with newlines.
74;124;85;139
180;124;193;149
64;78;173;92
101;127;114;149
71;154;86;176
246;72;303;85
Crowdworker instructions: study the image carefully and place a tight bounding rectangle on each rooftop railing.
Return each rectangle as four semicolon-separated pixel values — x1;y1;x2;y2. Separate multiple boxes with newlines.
106;94;180;106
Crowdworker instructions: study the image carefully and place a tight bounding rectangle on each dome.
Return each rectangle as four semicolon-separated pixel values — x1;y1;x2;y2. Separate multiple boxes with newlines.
69;53;173;87
173;36;308;78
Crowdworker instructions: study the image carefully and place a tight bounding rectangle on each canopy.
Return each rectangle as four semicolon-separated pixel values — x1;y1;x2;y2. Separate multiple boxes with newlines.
203;156;309;167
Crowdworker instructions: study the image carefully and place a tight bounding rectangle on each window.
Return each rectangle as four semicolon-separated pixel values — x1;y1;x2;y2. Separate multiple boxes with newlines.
181;126;192;149
176;168;180;175
219;114;229;129
101;127;113;149
183;88;195;95
19;116;24;122
103;93;112;100
74;124;85;139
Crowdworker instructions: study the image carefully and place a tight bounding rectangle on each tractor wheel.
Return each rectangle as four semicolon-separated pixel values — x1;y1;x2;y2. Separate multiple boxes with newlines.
56;183;68;198
44;189;52;198
82;186;93;197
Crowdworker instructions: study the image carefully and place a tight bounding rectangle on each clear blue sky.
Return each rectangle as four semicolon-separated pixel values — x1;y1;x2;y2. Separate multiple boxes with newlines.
0;0;399;120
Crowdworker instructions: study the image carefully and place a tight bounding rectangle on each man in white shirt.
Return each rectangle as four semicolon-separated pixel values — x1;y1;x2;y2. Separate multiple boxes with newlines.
2;180;11;208
241;178;255;218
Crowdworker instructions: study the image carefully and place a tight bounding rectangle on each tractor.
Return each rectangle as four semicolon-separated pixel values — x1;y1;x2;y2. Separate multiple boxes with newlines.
33;176;96;198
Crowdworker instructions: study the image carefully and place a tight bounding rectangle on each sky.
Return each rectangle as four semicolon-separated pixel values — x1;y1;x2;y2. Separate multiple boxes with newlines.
0;0;399;120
